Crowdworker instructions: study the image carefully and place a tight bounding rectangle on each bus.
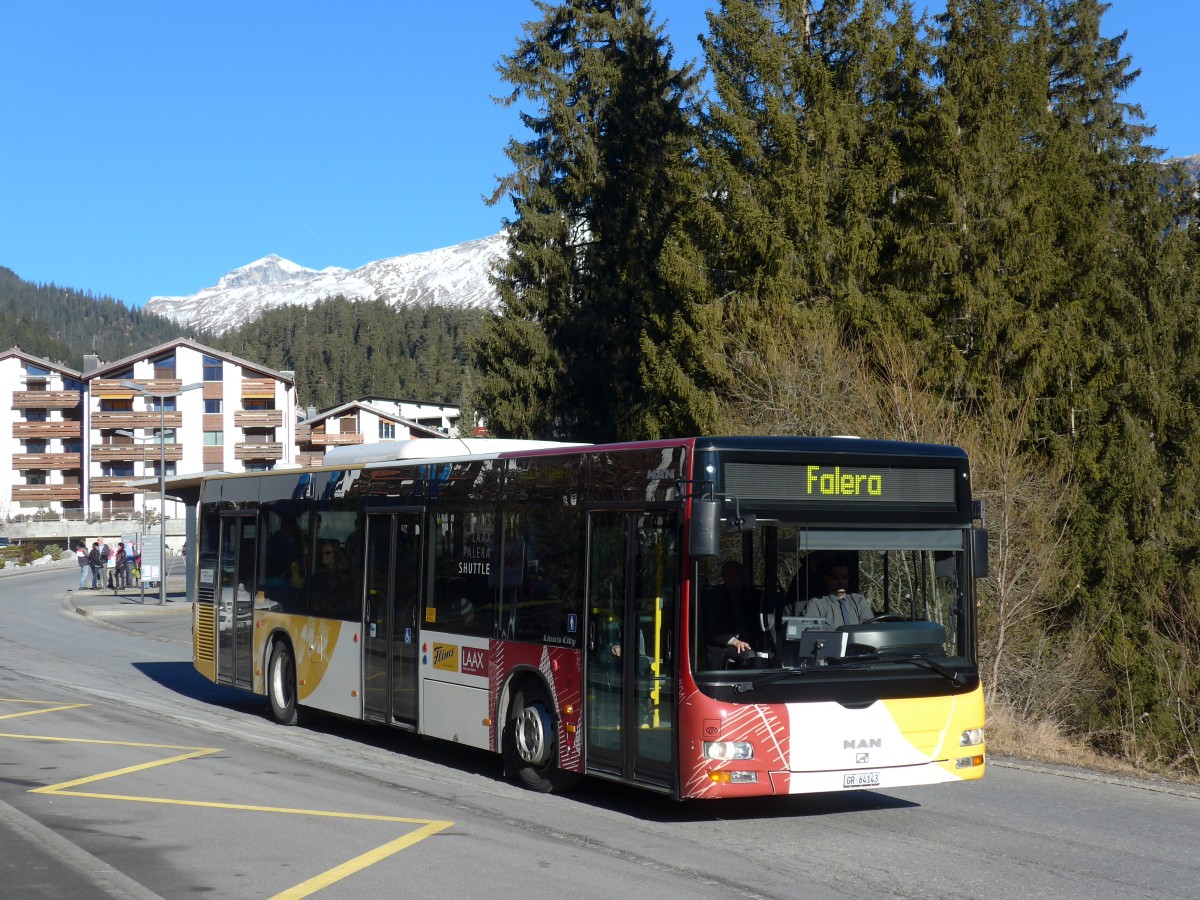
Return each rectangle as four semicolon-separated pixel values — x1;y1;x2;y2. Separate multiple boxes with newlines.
192;435;987;799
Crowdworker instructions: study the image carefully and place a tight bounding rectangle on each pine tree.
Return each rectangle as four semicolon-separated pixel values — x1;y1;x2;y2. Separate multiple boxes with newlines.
475;0;711;441
695;0;938;427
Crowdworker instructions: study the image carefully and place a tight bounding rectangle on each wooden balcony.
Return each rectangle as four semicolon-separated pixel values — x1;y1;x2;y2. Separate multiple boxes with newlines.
91;444;183;462
12;484;85;503
296;429;363;447
241;377;277;398
13;421;83;439
234;442;284;461
93;378;184;397
88;476;140;495
234;409;283;428
90;411;183;430
13;452;82;469
296;451;325;467
12;390;82;409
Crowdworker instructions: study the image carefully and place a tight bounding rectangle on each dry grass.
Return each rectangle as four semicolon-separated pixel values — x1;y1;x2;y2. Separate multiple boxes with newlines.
986;701;1200;787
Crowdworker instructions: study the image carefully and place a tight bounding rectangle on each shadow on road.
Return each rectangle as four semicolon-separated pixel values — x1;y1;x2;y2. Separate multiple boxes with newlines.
129;660;920;822
131;661;264;715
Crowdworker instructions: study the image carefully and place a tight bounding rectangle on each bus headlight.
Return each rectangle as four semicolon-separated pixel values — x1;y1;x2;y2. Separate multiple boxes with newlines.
703;741;754;761
959;727;985;747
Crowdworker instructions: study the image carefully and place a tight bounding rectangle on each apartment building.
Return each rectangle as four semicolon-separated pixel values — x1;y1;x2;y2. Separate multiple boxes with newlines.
3;338;475;519
0;348;86;518
85;338;296;518
295;399;452;467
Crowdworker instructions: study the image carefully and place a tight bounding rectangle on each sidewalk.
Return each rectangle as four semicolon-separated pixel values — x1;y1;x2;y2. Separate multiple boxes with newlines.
67;572;191;619
2;556;193;618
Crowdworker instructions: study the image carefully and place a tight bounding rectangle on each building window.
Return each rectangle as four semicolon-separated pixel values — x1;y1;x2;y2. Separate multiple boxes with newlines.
103;463;134;478
149;462;177;477
24;439;48;453
204;431;224;446
244;462;274;473
101;399;132;412
25;409;48;422
148;397;176;412
204;399;223;414
243;398;274;411
203;355;223;382
64;377;84;391
151;352;176;380
379;421;395;440
25;364;50;376
25;471;48;485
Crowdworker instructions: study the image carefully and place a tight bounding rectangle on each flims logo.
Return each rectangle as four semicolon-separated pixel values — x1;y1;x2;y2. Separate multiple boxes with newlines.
432;643;458;672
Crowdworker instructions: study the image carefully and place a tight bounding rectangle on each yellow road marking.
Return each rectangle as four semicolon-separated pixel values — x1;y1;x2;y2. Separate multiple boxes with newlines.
0;701;88;720
269;821;455;900
0;698;454;896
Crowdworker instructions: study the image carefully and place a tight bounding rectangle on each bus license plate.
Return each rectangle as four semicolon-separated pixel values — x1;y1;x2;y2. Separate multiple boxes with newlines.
844;771;880;788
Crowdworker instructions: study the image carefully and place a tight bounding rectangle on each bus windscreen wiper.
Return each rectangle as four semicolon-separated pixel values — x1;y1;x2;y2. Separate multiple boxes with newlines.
902;654;965;686
731;667;818;694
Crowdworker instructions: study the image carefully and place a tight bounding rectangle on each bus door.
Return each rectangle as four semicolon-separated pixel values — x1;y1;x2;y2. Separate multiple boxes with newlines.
216;512;257;690
363;509;423;727
585;510;678;789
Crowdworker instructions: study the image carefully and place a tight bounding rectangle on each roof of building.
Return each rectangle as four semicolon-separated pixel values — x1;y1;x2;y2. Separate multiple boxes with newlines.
86;336;295;384
0;346;84;378
300;398;445;439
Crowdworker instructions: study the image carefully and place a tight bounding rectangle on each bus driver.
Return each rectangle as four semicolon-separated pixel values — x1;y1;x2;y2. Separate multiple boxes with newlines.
801;556;872;628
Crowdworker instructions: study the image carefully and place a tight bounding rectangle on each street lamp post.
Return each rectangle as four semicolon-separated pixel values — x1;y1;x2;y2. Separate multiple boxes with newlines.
116;427;154;603
120;380;203;605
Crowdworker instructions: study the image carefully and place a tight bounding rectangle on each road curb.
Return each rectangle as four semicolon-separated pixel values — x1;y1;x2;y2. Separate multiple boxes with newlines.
73;601;191;618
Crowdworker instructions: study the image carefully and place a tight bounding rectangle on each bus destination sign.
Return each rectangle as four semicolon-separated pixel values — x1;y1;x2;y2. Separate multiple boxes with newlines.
724;462;958;507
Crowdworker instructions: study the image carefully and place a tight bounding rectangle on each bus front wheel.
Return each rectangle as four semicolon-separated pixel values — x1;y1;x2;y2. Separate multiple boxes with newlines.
268;641;301;726
503;683;579;793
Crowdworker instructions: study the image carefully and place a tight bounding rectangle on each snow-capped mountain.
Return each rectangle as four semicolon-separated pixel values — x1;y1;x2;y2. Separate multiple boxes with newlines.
146;233;506;334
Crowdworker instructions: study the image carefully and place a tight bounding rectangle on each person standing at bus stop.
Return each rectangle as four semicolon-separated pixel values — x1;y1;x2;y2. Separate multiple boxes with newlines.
75;542;89;589
87;541;103;589
114;542;128;590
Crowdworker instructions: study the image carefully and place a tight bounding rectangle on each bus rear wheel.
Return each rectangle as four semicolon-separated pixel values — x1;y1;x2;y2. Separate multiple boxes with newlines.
268;641;301;726
503;683;579;793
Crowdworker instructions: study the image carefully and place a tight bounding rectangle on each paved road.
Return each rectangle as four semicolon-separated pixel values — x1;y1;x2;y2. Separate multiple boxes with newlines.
1;560;1199;899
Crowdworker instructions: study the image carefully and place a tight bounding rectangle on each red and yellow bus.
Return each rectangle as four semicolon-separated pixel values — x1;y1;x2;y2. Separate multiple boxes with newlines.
193;436;987;799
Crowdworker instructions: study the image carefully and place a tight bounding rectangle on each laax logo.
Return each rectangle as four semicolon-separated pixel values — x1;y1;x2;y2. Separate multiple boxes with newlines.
844;738;882;750
461;645;488;677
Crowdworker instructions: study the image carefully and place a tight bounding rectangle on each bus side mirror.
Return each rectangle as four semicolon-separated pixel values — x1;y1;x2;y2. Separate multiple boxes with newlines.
971;528;989;578
690;500;720;557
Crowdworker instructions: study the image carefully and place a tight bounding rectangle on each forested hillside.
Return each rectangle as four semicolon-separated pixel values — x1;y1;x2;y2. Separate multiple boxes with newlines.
0;269;480;410
0;266;205;367
211;296;483;411
477;0;1200;775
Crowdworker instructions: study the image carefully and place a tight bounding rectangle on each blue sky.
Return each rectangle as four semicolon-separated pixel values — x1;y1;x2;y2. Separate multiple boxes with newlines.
1;1;1195;309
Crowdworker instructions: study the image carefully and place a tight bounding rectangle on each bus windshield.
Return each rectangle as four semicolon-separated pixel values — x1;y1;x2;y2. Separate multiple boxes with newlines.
696;525;970;674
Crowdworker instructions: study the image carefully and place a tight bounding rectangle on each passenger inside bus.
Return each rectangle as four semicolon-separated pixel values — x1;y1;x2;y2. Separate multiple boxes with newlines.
704;559;772;669
310;539;350;615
